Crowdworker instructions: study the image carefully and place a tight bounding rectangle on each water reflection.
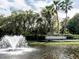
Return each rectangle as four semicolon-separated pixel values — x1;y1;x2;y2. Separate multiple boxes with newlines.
64;46;79;59
0;46;79;59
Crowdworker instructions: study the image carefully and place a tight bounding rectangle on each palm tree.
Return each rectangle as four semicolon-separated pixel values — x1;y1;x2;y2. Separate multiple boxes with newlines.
60;0;73;19
41;5;52;25
60;0;73;34
41;0;62;34
41;5;53;33
52;0;61;34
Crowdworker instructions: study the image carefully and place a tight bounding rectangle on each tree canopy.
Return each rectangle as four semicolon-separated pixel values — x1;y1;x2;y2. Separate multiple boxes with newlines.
0;10;49;36
67;13;79;34
0;0;74;36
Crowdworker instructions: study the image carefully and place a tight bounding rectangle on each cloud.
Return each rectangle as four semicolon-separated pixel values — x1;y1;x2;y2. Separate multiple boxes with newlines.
25;0;52;12
68;8;79;18
72;0;79;9
0;0;79;19
58;8;79;20
0;0;11;15
0;0;32;15
0;0;52;16
32;0;52;12
12;0;31;10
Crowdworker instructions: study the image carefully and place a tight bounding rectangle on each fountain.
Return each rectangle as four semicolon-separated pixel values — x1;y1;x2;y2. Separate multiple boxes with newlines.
0;35;78;59
0;35;36;55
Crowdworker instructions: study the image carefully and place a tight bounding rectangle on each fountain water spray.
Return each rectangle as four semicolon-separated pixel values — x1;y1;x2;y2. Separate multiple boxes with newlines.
0;35;37;55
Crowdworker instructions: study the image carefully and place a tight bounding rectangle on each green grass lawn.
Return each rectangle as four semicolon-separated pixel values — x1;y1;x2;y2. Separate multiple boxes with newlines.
29;41;79;46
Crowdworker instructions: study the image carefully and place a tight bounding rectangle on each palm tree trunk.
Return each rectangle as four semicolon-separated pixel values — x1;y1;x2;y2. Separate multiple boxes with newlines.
66;12;67;19
56;12;60;34
65;12;68;26
63;12;68;34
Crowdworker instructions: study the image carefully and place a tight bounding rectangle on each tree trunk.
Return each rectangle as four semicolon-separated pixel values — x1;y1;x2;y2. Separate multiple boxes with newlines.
66;12;67;19
65;12;68;27
56;11;60;34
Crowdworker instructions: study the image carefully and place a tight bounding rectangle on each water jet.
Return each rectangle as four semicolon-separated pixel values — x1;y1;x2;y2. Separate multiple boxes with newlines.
0;35;36;55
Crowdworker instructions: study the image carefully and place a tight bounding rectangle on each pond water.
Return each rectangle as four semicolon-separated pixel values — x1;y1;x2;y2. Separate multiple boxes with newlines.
0;45;79;59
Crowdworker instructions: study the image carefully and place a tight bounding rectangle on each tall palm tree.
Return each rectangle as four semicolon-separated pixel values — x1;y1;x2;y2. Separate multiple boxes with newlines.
60;0;73;19
60;0;73;33
41;0;62;34
52;0;61;34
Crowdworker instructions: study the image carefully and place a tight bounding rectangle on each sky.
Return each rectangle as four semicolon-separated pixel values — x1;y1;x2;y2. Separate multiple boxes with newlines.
0;0;79;19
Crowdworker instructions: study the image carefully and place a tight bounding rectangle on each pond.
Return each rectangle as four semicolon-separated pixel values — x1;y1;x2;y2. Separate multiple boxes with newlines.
0;45;79;59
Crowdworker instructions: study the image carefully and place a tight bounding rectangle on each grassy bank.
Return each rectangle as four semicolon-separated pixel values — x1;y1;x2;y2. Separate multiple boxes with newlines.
29;41;79;46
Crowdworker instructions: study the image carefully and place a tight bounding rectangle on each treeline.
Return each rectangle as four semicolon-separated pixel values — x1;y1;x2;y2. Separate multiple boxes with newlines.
0;10;49;36
0;0;77;36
